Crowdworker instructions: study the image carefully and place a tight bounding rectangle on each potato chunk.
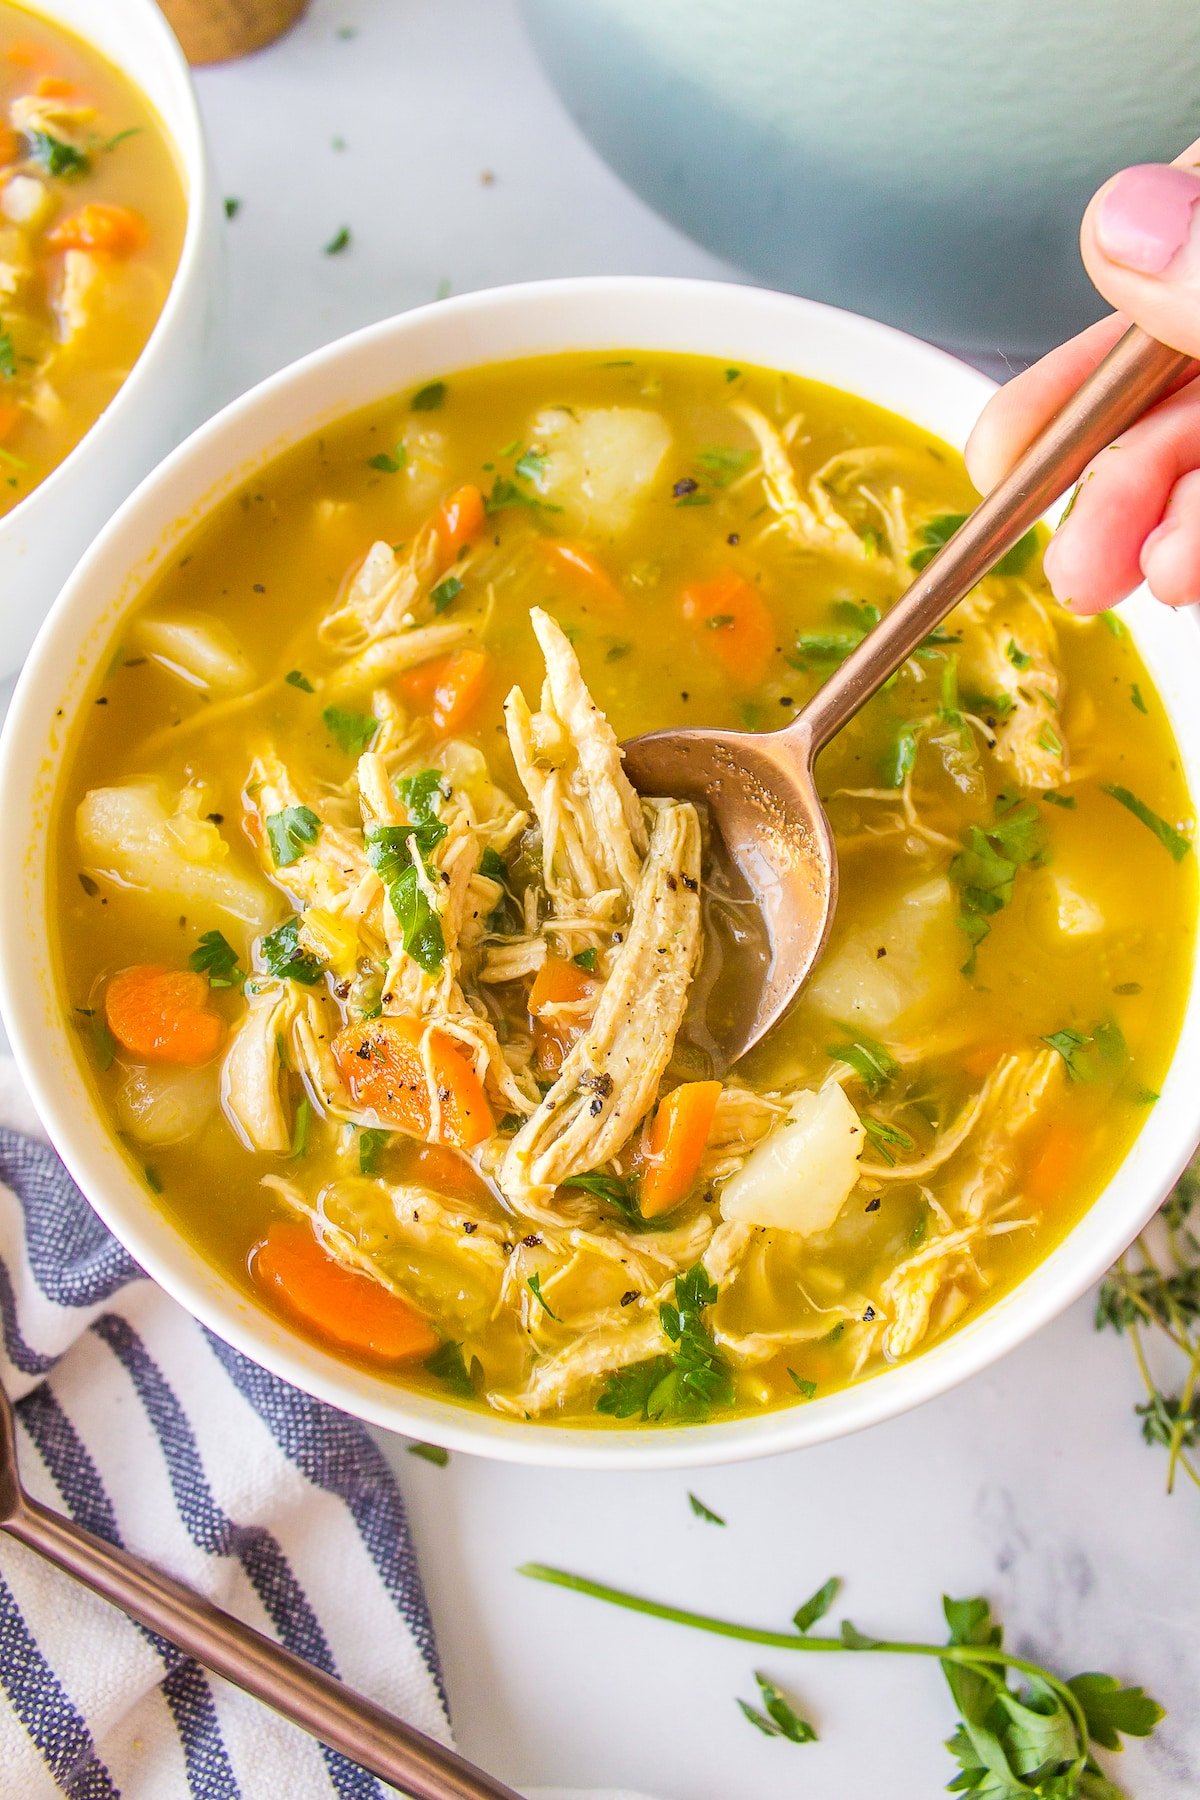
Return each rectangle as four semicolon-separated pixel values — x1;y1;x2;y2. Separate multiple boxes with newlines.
526;405;671;536
806;878;959;1034
719;1084;864;1234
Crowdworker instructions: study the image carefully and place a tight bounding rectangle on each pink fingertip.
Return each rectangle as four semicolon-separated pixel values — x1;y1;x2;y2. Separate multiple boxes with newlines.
1095;164;1200;276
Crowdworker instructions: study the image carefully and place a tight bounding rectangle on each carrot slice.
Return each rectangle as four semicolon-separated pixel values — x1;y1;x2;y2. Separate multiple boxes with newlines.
253;1221;440;1362
431;484;486;574
34;74;76;98
332;1014;494;1148
0;402;22;442
541;540;623;605
399;646;490;735
0;125;20;168
529;953;598;1076
47;203;148;257
960;1040;1017;1080
1024;1122;1087;1206
104;966;224;1067
5;40;54;70
641;1080;722;1217
680;569;776;687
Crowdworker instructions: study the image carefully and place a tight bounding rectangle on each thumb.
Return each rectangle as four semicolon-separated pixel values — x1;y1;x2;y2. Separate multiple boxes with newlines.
1081;137;1200;357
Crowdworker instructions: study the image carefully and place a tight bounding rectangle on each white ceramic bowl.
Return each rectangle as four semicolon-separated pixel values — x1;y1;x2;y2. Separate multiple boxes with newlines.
0;0;219;679
2;278;1198;1469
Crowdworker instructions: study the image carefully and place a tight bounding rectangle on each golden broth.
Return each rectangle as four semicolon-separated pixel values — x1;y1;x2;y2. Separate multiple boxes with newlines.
51;352;1196;1426
0;4;186;513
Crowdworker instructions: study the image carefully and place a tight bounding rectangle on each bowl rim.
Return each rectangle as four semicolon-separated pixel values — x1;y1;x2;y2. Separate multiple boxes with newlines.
2;273;1198;1470
0;0;212;538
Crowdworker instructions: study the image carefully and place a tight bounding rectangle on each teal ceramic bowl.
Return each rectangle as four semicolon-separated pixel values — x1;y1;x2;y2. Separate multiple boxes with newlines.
521;0;1200;358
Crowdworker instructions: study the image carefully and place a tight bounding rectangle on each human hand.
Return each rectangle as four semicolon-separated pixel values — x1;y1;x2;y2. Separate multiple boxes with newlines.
966;137;1200;614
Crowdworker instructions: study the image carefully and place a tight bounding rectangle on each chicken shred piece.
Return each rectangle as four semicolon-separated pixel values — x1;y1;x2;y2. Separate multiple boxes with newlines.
505;607;647;911
499;799;702;1205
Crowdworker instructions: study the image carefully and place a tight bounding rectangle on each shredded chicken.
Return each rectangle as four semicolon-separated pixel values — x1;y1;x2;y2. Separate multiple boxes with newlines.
505;607;647;911
499;800;702;1205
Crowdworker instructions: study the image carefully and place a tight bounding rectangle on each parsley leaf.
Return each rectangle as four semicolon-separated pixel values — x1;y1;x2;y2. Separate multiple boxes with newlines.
290;1097;311;1159
323;225;351;255
881;721;919;788
573;948;598;971
429;574;462;613
0;326;15;381
1067;1674;1164;1751
484;473;562;516
189;929;243;989
527;1271;561;1321
1006;639;1032;669
365;827;445;973
424;1340;475;1398
367;442;407;474
561;1169;669;1233
787;1369;817;1399
597;1263;734;1422
285;668;314;692
408;1441;449;1465
688;1492;726;1526
265;804;320;868
1042;1019;1126;1083
322;705;378;755
1101;784;1191;861
949;792;1045;974
793;1577;840;1633
737;1672;817;1744
27;130;90;176
411;380;446;411
357;1126;389;1175
827;1031;898;1099
909;513;1038;575
861;1117;915;1166
695;444;754;486
260;917;324;984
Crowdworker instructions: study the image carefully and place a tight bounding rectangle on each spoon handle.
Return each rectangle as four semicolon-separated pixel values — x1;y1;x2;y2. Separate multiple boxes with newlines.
3;1497;523;1800
795;326;1196;756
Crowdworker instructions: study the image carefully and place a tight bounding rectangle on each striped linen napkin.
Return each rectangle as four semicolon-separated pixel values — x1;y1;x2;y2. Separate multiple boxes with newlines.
0;1063;655;1800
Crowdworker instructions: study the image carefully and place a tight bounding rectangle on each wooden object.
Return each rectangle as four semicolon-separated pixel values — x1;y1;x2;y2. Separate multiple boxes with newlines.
156;0;308;64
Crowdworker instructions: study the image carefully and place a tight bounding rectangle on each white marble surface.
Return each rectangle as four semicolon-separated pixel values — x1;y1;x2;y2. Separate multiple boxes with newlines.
3;0;1196;1794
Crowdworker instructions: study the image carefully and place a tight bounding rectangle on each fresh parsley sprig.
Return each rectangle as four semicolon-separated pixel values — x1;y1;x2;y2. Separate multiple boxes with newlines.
518;1565;1162;1795
596;1264;734;1422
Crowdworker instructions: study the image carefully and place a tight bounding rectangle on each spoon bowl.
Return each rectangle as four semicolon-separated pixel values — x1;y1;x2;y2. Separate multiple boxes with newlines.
622;720;836;1067
625;325;1195;1065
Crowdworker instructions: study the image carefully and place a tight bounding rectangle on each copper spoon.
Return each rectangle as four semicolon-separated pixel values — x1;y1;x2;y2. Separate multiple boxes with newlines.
623;326;1196;1067
0;1377;521;1800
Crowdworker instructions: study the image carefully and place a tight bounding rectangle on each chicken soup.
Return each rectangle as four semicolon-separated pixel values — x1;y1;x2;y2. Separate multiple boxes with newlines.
0;4;186;515
52;353;1195;1426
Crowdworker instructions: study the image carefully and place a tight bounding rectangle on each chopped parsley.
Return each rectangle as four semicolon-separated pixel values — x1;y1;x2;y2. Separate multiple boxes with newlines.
1101;785;1191;861
787;1369;817;1400
408;1442;449;1466
1037;721;1064;756
265;804;321;867
513;446;547;485
0;327;15;381
367;442;407;474
827;1032;898;1099
1042;790;1076;810
881;722;919;788
861;1117;915;1166
1005;639;1032;669
429;574;462;613
357;1126;390;1175
527;1272;561;1321
695;444;754;487
909;512;1038;575
738;1672;816;1744
223;196;241;219
290;1098;311;1159
424;1340;475;1398
410;380;446;411
688;1492;726;1526
596;1264;734;1422
260;917;324;984
323;225;351;255
1042;1019;1127;1083
1130;683;1148;714
949;791;1045;974
285;668;314;692
484;473;562;516
188;929;243;989
27;131;90;177
366;782;447;973
572;948;598;972
322;705;378;755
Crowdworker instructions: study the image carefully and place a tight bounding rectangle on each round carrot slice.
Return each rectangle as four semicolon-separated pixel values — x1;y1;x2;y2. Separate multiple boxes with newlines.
253;1221;440;1363
680;569;776;687
105;965;224;1067
332;1013;494;1148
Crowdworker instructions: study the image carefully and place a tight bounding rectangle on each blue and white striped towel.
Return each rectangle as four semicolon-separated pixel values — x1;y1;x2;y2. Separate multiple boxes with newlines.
0;1062;653;1800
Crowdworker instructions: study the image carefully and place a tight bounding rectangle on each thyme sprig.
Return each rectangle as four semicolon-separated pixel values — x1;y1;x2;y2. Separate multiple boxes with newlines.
1096;1153;1200;1493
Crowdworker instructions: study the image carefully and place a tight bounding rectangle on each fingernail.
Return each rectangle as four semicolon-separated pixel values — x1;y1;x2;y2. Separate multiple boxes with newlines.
1040;534;1073;606
1095;164;1200;275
